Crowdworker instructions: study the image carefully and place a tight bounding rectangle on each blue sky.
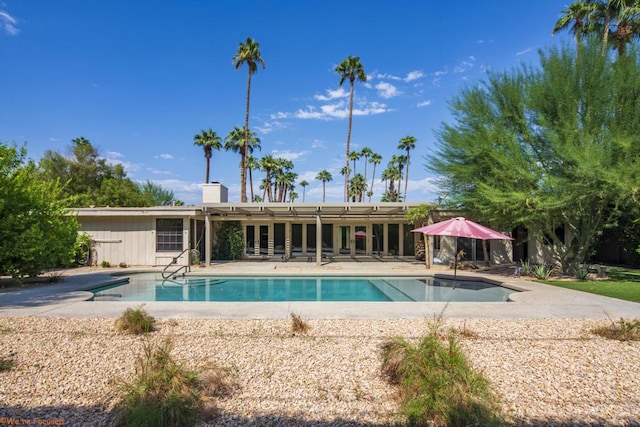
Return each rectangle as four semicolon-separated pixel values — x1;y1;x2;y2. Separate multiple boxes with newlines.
1;1;568;205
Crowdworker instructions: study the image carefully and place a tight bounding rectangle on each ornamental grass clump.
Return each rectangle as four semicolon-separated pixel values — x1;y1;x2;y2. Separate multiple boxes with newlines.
116;337;237;426
290;312;311;335
593;318;640;342
115;305;155;335
380;322;503;427
117;337;200;427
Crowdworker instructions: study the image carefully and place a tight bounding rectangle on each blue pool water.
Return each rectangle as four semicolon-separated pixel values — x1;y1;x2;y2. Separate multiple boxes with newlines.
91;274;516;302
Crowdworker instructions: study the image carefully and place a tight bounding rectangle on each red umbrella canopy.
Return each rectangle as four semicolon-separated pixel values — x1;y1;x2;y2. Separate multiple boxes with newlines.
411;217;513;240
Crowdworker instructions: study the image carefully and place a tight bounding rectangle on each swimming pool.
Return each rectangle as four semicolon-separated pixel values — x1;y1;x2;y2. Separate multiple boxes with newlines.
90;274;517;302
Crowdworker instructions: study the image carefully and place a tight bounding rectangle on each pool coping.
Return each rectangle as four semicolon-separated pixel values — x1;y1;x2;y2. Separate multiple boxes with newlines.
1;263;639;319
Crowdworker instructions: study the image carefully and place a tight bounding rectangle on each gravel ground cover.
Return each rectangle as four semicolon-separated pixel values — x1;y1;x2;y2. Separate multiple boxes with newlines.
0;317;638;426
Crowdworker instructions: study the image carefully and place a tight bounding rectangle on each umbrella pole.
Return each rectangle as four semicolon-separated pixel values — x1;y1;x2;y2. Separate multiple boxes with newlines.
453;237;458;287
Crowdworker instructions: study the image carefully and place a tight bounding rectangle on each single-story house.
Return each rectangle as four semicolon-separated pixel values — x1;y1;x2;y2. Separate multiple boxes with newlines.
74;183;521;268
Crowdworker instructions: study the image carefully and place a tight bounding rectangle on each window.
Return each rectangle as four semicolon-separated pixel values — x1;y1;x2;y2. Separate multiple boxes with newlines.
156;219;183;251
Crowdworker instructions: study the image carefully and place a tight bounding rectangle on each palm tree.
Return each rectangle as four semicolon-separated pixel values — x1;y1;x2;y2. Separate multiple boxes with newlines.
246;155;260;202
608;0;640;57
193;129;222;183
348;150;361;177
382;164;400;202
259;154;278;202
349;173;367;202
289;191;299;203
225;126;261;200
315;170;333;202
398;135;417;201
232;37;266;202
300;180;309;202
360;146;373;184
553;0;597;43
335;56;367;202
368;152;382;202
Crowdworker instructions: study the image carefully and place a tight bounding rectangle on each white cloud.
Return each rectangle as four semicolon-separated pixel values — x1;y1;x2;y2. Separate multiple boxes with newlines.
516;47;532;56
106;151;123;159
154;179;204;205
0;10;19;35
369;72;402;81
434;69;448;77
270;111;291;120
375;82;401;99
295;100;388;120
404;71;424;82
156;153;174;160
271;149;309;161
417;100;432;108
255;120;287;134
311;139;326;149
314;87;348;101
454;57;475;74
146;167;173;175
476;39;494;45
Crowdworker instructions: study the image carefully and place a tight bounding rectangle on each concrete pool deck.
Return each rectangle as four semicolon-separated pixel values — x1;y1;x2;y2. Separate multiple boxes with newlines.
1;260;639;319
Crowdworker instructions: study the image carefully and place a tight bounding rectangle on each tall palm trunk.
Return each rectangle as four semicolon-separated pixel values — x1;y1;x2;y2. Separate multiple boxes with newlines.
242;71;252;202
369;163;377;202
249;167;254;202
345;80;354;202
403;152;410;201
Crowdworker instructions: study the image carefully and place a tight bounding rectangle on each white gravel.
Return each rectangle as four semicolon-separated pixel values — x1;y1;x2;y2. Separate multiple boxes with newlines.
0;317;639;426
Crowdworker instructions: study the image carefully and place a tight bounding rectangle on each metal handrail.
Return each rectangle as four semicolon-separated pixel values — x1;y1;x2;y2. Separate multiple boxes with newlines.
161;248;191;279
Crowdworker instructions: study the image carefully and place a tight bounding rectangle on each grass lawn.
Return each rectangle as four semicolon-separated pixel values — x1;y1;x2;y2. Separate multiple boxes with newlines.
543;268;640;303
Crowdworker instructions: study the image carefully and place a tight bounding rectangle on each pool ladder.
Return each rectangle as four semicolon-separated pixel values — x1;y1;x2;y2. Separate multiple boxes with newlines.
161;248;191;280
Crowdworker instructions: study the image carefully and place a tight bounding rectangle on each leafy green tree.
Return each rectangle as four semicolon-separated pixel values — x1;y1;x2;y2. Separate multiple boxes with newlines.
232;37;266;203
429;39;640;273
315;170;332;202
138;180;182;206
335;56;367;202
193;128;222;184
39;137;154;208
398;135;417;201
0;143;78;278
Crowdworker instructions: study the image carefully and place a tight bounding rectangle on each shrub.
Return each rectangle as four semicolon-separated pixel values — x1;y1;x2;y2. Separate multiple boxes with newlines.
215;221;244;260
533;263;554;280
117;337;237;426
593;318;640;342
119;262;128;268
115;306;155;335
0;352;15;372
102;261;111;268
380;322;503;426
520;260;532;276
576;265;590;281
290;312;311;335
117;337;200;427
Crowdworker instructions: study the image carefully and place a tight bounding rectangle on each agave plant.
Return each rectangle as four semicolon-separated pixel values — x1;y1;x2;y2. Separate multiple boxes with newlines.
533;263;554;280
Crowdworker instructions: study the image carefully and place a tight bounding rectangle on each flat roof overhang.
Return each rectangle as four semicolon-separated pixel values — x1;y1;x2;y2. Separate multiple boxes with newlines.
72;207;203;217
202;202;427;218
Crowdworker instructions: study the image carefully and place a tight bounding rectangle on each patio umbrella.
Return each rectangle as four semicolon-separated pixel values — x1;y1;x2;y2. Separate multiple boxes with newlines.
411;217;514;282
354;230;367;239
